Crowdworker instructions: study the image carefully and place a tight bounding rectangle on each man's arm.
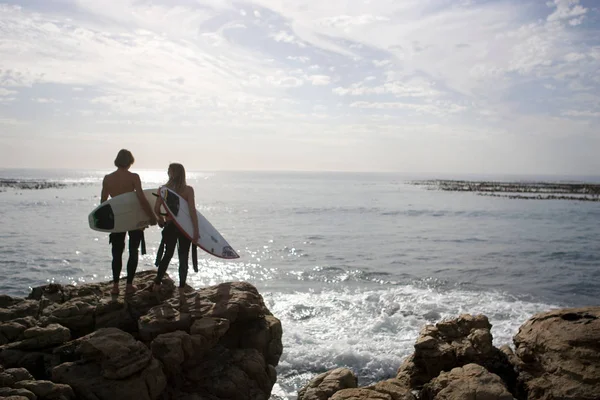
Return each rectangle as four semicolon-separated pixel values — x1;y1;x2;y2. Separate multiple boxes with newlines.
133;174;157;225
101;176;109;203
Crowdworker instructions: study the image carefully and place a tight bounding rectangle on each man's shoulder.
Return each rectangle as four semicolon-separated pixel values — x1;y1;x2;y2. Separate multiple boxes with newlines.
103;170;117;181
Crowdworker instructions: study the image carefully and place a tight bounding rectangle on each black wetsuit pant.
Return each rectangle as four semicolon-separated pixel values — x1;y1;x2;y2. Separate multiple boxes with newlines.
155;222;192;288
109;230;145;285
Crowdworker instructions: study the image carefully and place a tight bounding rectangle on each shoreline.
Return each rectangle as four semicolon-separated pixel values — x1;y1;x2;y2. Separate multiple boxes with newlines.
0;274;598;399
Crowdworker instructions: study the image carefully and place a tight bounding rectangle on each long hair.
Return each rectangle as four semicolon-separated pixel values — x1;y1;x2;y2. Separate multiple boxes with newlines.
166;163;186;194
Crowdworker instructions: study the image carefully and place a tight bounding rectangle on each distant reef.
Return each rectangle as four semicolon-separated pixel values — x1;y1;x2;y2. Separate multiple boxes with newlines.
0;179;85;190
412;179;600;201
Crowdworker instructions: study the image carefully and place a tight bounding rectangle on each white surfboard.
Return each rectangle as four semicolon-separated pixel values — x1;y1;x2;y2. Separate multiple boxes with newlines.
158;186;239;259
89;189;158;233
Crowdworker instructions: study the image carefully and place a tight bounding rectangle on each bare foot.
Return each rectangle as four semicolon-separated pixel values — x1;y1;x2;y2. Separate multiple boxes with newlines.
178;287;186;296
110;284;119;295
125;284;138;294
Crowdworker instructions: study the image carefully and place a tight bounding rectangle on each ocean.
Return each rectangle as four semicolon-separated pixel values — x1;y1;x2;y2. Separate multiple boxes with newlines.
1;168;599;398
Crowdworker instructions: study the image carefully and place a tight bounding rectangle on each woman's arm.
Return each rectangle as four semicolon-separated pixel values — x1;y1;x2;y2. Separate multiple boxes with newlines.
187;186;200;243
155;187;165;227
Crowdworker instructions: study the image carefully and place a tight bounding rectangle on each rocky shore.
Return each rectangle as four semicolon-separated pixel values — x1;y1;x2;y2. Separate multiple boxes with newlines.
412;180;600;202
0;271;282;400
0;272;598;400
298;309;600;400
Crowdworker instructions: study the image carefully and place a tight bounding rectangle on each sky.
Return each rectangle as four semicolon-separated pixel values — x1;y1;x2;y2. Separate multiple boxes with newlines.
0;0;599;174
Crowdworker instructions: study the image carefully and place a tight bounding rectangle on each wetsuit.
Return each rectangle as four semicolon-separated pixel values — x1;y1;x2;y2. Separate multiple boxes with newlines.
154;222;192;288
109;230;146;284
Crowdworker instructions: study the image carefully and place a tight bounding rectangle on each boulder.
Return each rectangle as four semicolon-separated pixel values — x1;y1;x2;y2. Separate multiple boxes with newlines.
0;367;34;386
513;307;600;400
151;330;194;373
420;363;513;400
364;379;416;400
0;272;282;400
138;303;191;342
52;358;165;400
0;299;39;323
193;282;269;322
298;368;358;400
330;388;392;400
2;324;70;351
182;347;275;400
396;314;515;390
0;387;37;400
0;317;37;345
12;380;75;400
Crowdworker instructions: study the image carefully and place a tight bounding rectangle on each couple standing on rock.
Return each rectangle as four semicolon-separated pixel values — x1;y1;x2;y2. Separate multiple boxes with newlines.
100;149;200;295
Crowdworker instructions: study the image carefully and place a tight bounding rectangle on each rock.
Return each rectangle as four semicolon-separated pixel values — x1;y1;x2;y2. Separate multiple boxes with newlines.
52;358;166;400
3;324;70;351
183;347;274;400
28;283;70;304
0;350;50;379
190;317;230;341
0;317;37;345
513;307;600;400
238;315;283;367
0;387;37;400
0;300;39;323
193;282;269;323
0;273;282;400
40;298;95;338
365;379;416;400
13;380;75;400
396;314;516;390
151;330;194;373
0;367;35;386
1;396;33;400
138;303;191;342
421;363;513;400
94;297;137;332
298;368;358;400
74;328;153;379
330;388;392;400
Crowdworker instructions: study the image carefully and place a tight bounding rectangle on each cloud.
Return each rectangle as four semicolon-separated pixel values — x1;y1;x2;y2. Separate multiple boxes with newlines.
333;78;438;98
307;75;331;86
32;97;61;103
349;101;467;116
270;31;306;47
287;56;310;63
0;117;27;125
562;110;600;118
318;14;389;28
0;0;599;174
0;88;16;96
372;60;391;68
546;0;587;22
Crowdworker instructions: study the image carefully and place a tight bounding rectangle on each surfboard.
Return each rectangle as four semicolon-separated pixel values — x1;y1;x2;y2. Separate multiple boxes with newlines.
89;189;158;233
158;186;240;259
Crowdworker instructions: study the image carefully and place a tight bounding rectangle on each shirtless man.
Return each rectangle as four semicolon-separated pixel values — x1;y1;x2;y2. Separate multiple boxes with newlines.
101;149;157;294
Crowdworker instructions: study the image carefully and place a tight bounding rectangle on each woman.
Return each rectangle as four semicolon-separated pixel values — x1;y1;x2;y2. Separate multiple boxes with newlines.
153;163;199;293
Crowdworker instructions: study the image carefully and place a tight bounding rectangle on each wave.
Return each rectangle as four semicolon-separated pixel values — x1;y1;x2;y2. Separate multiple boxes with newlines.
268;284;556;398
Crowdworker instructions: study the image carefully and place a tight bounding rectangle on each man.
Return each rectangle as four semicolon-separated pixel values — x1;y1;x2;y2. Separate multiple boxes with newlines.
101;149;157;294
